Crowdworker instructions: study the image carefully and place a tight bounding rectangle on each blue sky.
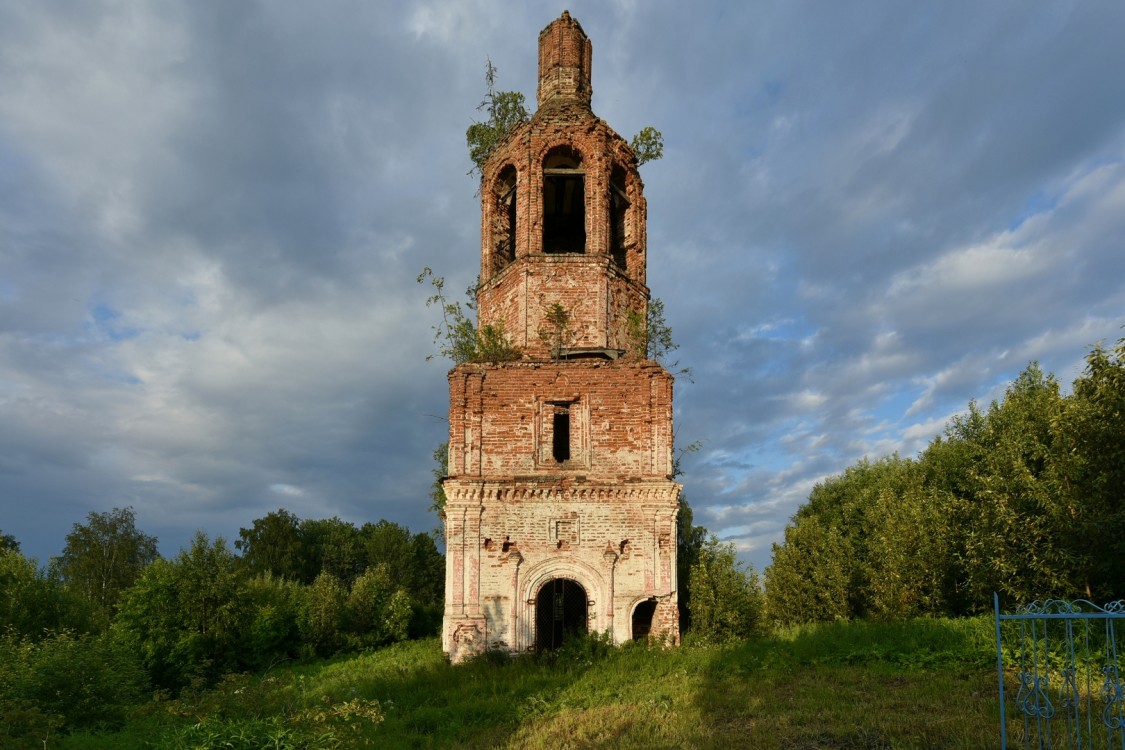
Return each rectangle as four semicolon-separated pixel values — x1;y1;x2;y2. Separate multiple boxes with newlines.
2;1;1123;574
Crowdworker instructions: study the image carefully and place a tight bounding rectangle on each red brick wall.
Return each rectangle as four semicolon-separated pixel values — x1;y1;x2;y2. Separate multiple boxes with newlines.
476;255;648;356
537;11;592;108
443;12;680;661
446;359;675;481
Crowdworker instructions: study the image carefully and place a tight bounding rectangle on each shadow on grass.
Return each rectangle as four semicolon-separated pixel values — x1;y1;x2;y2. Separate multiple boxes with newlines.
56;636;608;750
316;634;614;749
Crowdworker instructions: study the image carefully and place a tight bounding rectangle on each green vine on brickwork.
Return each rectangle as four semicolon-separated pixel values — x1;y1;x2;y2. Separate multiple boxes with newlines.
417;267;520;365
625;297;692;381
630;126;664;166
466;61;529;177
465;61;664;175
538;302;577;360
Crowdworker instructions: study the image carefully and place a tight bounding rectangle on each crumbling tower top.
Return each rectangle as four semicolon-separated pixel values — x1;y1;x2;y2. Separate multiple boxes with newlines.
537;10;592;108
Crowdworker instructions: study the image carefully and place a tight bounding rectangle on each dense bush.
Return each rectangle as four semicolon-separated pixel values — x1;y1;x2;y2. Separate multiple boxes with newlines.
300;571;348;658
0;513;431;744
345;566;412;650
114;532;249;689
116;531;423;692
0;548;103;638
0;629;147;741
687;536;765;642
240;573;305;669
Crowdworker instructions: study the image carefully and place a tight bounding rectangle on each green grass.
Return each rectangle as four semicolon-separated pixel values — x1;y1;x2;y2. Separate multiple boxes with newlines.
56;617;1012;749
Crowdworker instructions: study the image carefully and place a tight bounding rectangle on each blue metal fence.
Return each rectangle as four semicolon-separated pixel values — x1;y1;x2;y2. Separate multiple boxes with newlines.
995;593;1125;749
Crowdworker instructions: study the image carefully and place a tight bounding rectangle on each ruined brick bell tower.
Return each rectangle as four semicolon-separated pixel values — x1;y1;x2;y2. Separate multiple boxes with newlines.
442;11;680;662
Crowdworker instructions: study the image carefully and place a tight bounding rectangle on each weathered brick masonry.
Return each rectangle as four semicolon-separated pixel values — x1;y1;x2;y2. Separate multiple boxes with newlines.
443;11;680;662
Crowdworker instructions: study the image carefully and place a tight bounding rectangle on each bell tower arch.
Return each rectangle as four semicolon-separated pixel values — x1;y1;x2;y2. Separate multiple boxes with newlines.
443;12;680;663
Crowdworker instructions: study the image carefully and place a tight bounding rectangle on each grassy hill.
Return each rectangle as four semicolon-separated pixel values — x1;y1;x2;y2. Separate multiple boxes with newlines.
58;617;1003;749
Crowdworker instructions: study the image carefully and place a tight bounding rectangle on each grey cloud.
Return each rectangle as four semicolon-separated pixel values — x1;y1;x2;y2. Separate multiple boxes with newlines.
2;0;1123;576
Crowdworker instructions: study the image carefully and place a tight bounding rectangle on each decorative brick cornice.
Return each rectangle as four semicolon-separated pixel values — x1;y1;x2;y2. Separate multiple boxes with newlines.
442;478;680;506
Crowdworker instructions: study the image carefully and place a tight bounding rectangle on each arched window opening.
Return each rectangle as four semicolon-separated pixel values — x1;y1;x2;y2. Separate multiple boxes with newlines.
543;146;585;254
609;165;628;269
632;599;657;641
535;578;588;651
495;165;517;269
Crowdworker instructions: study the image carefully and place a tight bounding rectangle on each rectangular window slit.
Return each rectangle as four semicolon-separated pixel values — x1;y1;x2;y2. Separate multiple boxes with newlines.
552;407;571;462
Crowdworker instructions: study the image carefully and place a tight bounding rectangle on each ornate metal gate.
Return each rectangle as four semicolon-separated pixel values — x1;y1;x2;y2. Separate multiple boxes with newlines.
995;593;1125;749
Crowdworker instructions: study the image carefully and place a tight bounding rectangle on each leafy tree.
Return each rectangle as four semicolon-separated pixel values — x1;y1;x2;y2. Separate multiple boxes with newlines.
687;536;764;643
408;531;445;609
1058;336;1125;599
358;520;444;610
466;60;529;176
300;517;366;587
344;565;412;650
0;530;18;552
53;507;159;614
765;514;852;626
539;302;576;359
630;126;664;166
1;548;101;638
236;508;307;582
785;456;913;618
114;532;248;689
300;571;348;657
356;521;443;637
240;574;303;670
865;480;954;620
360;521;414;583
764;351;1124;622
0;629;148;735
948;364;1074;609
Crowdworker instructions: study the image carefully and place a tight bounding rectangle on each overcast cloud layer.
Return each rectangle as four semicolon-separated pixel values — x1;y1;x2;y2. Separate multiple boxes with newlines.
2;1;1123;572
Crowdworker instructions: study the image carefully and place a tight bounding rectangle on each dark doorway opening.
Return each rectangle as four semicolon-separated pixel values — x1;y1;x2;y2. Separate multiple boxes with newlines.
632;599;657;640
535;578;588;651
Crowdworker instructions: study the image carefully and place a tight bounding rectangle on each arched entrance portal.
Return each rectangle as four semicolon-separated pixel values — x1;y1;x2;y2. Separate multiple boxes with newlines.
632;599;657;641
535;578;588;651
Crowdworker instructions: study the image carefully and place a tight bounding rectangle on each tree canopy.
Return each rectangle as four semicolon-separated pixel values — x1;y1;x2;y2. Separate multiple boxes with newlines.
764;338;1125;623
53;506;159;613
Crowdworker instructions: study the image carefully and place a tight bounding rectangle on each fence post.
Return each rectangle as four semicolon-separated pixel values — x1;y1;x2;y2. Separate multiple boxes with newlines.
996;592;1008;749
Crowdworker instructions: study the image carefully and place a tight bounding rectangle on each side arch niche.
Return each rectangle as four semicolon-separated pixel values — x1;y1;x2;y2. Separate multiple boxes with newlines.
609;163;629;269
491;164;517;273
631;598;657;641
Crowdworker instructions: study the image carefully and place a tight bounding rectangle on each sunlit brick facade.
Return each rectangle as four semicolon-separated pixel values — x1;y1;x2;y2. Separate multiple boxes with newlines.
443;12;680;662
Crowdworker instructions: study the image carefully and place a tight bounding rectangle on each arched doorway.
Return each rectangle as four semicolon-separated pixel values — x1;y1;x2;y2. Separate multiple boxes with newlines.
632;599;657;641
535;578;588;651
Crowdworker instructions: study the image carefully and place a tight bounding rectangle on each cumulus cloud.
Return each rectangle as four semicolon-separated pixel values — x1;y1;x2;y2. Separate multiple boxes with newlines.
1;1;1123;575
